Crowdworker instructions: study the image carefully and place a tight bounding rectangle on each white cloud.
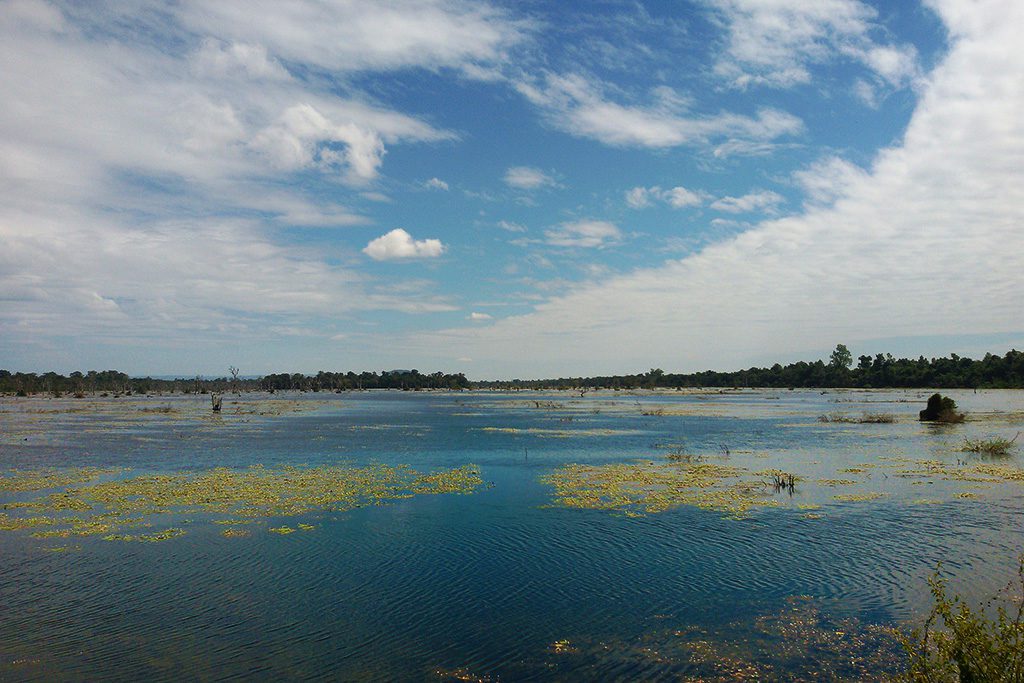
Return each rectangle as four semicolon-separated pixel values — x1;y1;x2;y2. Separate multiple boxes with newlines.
425;177;450;191
664;187;707;209
544;220;622;248
504;166;556;190
709;0;921;90
852;78;880;108
793;156;869;206
0;0;511;359
363;229;446;261
416;0;1024;377
517;72;802;149
710;190;784;214
176;0;527;75
627;185;707;209
497;220;527;233
625;187;653;209
468;312;493;321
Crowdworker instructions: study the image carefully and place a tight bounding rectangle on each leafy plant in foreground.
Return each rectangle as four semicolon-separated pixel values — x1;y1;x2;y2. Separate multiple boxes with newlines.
901;556;1024;682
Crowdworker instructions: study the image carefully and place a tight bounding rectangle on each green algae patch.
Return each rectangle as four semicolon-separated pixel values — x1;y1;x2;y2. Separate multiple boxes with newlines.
833;492;887;502
221;527;250;538
0;463;483;545
817;479;858;487
541;461;779;519
0;467;120;492
103;528;186;542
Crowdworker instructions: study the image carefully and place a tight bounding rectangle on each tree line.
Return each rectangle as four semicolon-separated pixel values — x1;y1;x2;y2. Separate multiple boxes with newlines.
2;346;1023;395
477;346;1024;390
0;369;469;396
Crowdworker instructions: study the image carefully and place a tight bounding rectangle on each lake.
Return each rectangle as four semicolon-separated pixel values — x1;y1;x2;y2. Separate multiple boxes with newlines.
1;388;1022;681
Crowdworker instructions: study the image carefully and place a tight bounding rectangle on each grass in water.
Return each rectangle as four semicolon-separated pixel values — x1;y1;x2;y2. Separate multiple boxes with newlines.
961;434;1020;457
818;413;897;424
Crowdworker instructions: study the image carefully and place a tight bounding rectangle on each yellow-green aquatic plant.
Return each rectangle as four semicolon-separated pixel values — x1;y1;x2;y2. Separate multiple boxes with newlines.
541;461;778;518
0;463;483;544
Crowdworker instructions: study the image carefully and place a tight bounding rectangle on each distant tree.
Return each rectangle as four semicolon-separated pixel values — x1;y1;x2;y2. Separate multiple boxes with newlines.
829;344;853;370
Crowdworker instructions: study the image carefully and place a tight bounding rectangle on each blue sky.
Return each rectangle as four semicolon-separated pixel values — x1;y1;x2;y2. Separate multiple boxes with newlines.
0;0;1021;378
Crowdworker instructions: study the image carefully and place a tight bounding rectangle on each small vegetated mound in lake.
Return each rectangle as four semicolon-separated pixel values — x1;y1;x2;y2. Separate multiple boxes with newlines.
961;433;1020;457
919;393;965;423
0;464;483;546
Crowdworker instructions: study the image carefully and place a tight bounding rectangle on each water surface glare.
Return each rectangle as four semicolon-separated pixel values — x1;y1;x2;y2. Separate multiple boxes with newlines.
1;389;1022;680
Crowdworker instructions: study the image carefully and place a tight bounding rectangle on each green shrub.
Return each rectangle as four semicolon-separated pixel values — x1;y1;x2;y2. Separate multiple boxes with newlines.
920;394;965;423
900;556;1024;682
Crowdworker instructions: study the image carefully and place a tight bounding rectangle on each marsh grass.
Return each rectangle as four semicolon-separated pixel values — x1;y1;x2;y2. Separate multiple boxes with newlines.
962;434;1020;457
818;412;897;424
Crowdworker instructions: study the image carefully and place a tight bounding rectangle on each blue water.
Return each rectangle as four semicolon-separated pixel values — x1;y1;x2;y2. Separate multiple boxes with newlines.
1;389;1022;680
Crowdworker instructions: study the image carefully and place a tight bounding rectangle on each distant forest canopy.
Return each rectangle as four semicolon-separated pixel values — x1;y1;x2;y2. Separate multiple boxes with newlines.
2;347;1024;395
482;347;1024;390
0;369;470;396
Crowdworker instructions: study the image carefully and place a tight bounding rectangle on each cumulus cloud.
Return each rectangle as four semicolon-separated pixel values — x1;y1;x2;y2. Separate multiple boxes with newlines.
544;220;622;248
709;0;921;90
0;0;513;366
710;190;784;214
516;72;802;149
414;0;1024;377
504;166;557;190
626;185;707;209
425;177;450;190
468;312;493;321
363;229;446;261
176;0;527;75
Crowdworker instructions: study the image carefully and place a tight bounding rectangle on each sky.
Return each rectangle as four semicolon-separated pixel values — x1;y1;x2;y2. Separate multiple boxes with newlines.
0;0;1021;379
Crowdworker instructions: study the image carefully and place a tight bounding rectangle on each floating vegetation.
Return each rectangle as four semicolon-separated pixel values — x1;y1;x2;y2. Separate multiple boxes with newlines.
103;528;186;542
0;467;120;492
494;597;904;681
0;464;483;545
221;528;250;538
818;479;858;487
269;526;295;535
833;493;887;502
542;461;778;519
433;667;492;682
818;413;897;424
